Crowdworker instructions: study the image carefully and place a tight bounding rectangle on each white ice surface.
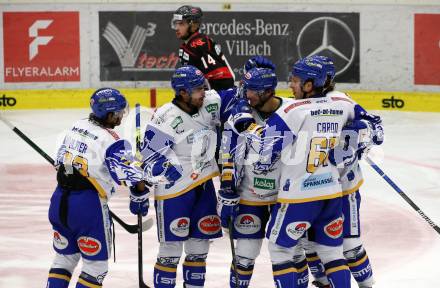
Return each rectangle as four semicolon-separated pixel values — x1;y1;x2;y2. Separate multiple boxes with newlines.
0;108;439;288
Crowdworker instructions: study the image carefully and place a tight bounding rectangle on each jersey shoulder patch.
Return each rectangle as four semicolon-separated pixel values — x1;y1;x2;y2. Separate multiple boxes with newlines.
151;103;178;126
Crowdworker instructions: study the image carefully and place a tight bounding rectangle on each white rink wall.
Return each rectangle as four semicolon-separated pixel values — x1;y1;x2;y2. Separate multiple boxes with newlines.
1;0;439;92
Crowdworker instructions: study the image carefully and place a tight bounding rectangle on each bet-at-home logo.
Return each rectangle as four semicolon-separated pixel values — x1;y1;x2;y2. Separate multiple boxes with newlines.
205;103;218;113
253;177;275;190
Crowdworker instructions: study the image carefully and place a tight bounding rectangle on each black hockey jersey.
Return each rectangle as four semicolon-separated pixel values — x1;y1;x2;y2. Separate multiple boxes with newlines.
179;32;235;91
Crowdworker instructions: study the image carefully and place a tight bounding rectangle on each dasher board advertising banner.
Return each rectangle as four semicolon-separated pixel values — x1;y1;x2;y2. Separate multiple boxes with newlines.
414;14;440;85
3;11;80;83
99;11;359;83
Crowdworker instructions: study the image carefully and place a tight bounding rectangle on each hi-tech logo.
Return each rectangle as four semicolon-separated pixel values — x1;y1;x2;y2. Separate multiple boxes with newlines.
103;21;174;71
29;20;53;61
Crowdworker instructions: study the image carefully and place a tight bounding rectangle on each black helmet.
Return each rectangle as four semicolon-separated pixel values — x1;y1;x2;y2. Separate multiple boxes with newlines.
173;5;203;24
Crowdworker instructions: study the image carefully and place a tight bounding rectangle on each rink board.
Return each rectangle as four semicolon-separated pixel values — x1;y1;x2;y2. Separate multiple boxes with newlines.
1;88;440;112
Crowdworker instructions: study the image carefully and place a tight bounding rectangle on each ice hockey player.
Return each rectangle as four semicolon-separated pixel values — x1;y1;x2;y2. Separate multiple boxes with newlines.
172;5;235;91
324;55;383;288
140;65;238;288
218;62;294;288
46;88;151;288
229;56;385;288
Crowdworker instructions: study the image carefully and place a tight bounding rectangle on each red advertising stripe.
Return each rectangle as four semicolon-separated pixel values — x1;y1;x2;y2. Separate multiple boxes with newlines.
414;14;440;85
3;12;80;83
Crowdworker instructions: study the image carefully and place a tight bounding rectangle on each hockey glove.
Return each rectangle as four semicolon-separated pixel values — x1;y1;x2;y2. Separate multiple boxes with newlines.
329;120;369;168
217;189;240;228
230;99;256;133
151;156;182;188
244;56;276;73
129;181;151;216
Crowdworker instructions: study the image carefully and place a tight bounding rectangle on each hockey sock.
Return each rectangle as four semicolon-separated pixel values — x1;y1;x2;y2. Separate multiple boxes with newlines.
272;261;295;288
46;268;71;288
154;261;177;288
306;252;330;286
230;262;254;288
324;259;351;288
76;271;103;287
345;249;373;286
294;258;309;288
182;257;206;287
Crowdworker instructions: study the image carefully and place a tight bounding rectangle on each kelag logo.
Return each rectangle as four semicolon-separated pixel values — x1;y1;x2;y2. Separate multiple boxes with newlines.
0;95;17;107
382;96;405;109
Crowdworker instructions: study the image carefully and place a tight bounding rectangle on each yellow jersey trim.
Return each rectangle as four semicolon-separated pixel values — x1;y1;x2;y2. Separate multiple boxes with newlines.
239;199;276;206
87;177;108;199
278;191;342;204
342;179;364;196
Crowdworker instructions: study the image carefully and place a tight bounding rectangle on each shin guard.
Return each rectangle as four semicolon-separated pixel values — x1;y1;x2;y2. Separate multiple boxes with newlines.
324;259;351;288
154;262;177;288
47;268;71;288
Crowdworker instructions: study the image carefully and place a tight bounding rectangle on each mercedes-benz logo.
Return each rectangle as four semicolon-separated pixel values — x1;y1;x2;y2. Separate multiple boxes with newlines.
296;16;356;76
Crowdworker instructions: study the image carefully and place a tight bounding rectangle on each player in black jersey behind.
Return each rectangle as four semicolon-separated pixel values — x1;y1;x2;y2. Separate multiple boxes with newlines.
172;5;235;91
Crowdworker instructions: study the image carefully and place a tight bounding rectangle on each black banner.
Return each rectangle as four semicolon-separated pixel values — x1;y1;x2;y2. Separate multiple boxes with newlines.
99;11;359;83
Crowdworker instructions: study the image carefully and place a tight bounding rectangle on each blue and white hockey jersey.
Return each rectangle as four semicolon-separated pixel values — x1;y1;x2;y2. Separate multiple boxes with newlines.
222;97;294;205
55;118;145;199
141;88;237;200
241;92;368;203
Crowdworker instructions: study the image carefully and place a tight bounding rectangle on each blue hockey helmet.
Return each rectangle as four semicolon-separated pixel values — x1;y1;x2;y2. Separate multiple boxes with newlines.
312;55;336;83
242;67;277;92
290;57;327;88
90;88;128;119
171;65;206;96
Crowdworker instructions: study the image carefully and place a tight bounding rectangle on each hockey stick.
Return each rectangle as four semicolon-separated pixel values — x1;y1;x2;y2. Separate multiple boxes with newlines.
135;103;150;288
228;218;239;288
0;114;154;234
366;156;440;235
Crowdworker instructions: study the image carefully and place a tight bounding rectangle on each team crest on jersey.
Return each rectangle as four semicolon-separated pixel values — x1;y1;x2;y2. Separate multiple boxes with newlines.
77;236;102;256
252;151;281;175
286;221;311;240
53;231;69;250
190;39;205;48
170;217;190;237
234;214;261;235
198;215;221;235
324;217;343;239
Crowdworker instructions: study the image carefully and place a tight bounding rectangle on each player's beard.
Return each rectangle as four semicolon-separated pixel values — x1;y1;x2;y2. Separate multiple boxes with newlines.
251;93;271;110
